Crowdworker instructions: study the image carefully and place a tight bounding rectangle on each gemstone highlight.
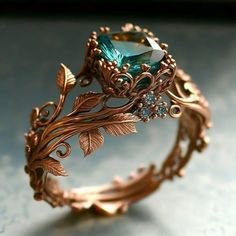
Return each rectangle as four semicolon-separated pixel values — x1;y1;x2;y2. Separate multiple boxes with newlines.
156;105;168;117
97;31;165;78
144;92;156;105
139;107;151;120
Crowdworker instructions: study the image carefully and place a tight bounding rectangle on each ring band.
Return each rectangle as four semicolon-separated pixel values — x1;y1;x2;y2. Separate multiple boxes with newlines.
24;23;211;216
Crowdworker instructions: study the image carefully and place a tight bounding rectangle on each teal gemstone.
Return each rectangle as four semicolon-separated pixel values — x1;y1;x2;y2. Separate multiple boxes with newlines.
156;105;167;117
136;77;151;91
140;107;151;119
144;92;156;105
97;31;165;88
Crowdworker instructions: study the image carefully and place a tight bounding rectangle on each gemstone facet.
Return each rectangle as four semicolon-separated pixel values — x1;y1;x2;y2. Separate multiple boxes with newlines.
97;31;165;78
156;105;168;118
139;107;151;120
144;92;156;105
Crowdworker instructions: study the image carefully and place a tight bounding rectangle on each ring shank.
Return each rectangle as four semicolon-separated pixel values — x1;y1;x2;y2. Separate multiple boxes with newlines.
40;70;209;215
25;68;211;216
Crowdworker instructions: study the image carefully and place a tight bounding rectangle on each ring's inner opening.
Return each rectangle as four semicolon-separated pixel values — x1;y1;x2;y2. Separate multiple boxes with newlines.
45;113;179;214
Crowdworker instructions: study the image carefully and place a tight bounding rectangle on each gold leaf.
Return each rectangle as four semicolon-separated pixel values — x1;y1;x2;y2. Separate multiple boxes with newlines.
33;157;68;176
79;129;104;157
103;113;139;136
56;63;76;94
73;92;105;113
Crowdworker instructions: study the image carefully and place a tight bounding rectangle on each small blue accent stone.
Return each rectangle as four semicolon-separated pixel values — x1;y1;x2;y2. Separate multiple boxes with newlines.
97;31;165;81
156;105;167;117
144;92;156;105
140;107;151;119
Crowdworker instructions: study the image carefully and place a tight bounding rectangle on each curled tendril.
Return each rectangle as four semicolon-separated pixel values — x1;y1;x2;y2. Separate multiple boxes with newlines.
36;102;58;126
169;104;183;118
55;142;72;158
153;69;173;93
133;72;154;88
111;73;134;96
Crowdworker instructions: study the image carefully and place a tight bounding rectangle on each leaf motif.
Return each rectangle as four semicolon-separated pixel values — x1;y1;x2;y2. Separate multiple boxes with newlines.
79;129;104;157
56;63;76;94
103;113;140;136
73;92;105;113
33;157;68;176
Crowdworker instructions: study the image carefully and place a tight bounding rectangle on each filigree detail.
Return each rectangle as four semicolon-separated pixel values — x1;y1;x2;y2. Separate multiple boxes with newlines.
92;56;176;99
169;104;182;118
25;24;211;216
81;24;176;98
55;142;72;158
25;64;141;199
25;64;211;215
79;129;104;157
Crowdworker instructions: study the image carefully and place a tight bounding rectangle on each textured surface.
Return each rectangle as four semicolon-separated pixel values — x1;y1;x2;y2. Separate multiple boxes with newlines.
0;18;236;236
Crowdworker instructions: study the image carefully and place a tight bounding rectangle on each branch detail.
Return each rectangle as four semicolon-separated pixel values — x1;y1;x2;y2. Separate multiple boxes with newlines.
24;25;211;216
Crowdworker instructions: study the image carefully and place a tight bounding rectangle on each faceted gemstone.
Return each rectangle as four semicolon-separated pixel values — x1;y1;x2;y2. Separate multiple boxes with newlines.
144;92;156;105
140;107;151;119
97;31;165;89
156;105;167;117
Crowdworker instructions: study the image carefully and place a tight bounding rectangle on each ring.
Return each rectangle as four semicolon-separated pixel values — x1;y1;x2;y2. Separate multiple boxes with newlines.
24;23;211;216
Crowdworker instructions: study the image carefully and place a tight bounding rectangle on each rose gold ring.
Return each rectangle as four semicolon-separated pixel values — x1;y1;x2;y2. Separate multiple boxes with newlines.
24;23;211;216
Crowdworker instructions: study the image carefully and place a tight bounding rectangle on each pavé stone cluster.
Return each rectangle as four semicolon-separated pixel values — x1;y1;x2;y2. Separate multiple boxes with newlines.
135;91;168;121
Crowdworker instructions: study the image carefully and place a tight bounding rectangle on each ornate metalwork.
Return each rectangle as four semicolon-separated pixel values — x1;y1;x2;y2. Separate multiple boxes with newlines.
24;23;211;216
78;23;176;99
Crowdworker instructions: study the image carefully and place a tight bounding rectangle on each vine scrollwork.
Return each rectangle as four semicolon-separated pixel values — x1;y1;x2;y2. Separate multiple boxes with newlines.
25;23;211;215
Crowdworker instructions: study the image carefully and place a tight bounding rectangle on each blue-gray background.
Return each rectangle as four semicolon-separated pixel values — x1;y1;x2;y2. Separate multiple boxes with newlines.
0;16;236;236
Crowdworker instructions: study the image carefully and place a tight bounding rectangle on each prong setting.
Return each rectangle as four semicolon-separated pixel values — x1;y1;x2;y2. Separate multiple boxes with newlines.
135;90;169;122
